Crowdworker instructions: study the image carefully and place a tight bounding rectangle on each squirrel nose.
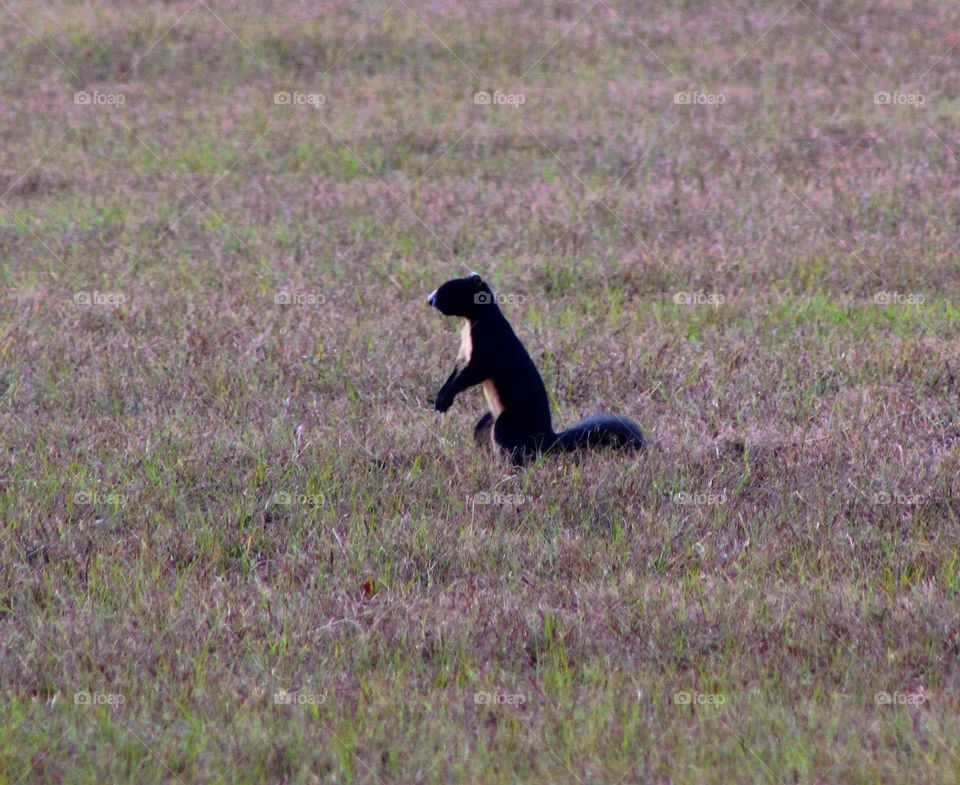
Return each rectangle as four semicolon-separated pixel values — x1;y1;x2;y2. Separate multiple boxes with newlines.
427;289;437;307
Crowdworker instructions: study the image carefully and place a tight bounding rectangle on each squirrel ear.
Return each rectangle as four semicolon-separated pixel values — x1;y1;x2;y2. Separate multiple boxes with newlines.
469;271;482;286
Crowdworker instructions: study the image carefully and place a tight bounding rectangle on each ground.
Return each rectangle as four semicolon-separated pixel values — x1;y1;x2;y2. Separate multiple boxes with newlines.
2;1;960;782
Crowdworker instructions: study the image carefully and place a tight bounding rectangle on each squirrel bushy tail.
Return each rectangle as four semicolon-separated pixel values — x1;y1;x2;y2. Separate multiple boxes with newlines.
552;414;644;452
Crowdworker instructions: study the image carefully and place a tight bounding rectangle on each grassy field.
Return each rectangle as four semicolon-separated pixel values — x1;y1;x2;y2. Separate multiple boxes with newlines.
2;0;960;782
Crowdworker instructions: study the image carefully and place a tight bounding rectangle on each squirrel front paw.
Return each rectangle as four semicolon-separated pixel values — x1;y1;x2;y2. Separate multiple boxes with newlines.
434;389;454;412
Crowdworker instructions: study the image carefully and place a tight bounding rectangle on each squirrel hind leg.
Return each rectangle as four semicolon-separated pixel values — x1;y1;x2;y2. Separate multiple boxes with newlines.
473;411;495;450
492;411;548;466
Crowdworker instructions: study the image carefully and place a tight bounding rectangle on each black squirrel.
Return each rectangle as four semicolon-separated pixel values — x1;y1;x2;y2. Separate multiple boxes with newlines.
428;273;644;465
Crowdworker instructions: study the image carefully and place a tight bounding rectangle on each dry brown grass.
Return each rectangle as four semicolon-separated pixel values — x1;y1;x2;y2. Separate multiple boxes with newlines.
2;0;960;782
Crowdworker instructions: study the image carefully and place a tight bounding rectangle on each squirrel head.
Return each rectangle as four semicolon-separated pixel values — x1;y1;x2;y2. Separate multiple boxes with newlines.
427;272;496;317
